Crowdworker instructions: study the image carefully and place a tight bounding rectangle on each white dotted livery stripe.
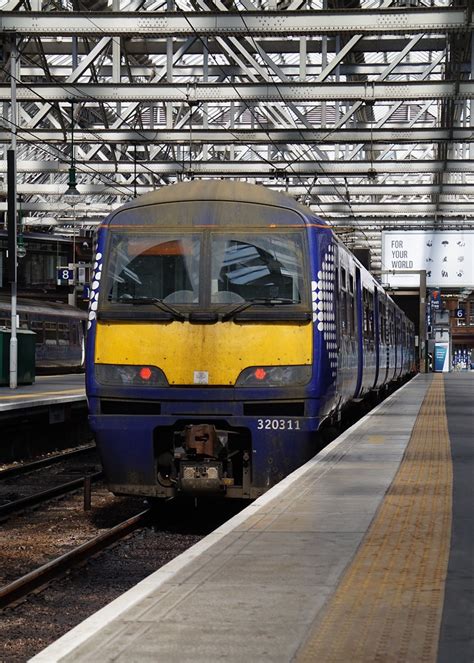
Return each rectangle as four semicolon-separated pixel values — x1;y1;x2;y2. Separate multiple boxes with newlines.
311;243;337;380
87;251;103;330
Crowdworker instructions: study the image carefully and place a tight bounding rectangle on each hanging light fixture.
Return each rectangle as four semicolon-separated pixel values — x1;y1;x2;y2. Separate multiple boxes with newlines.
63;100;81;205
366;100;377;181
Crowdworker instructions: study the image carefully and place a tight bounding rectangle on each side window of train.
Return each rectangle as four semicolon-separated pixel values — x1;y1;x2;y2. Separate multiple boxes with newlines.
58;323;70;346
362;288;374;340
339;266;348;335
379;300;387;344
71;323;79;346
362;288;368;334
395;313;401;343
348;273;355;336
44;321;58;345
369;291;374;340
30;320;44;344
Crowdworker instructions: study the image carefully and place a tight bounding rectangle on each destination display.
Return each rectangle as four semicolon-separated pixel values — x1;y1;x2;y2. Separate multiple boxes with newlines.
381;231;474;288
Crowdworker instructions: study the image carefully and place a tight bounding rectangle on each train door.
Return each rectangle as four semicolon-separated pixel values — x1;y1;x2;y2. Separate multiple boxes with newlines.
394;310;401;378
403;318;409;373
347;270;357;394
336;259;357;401
362;285;376;391
334;261;342;400
353;266;363;399
373;289;380;389
387;302;396;382
400;318;405;374
80;319;86;369
377;294;388;387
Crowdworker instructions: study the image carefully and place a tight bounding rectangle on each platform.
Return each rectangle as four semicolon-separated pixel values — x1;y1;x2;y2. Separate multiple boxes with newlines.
31;373;474;663
0;374;85;417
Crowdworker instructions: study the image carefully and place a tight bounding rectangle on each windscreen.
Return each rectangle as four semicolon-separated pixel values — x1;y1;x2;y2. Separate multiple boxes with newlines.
102;229;307;308
105;234;201;304
210;233;304;304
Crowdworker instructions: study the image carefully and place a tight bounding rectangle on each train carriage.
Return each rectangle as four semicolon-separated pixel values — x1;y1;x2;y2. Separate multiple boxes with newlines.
86;181;415;501
0;296;86;373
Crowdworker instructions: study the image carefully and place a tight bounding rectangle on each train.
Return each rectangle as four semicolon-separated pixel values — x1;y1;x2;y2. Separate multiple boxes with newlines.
86;181;416;501
0;296;87;373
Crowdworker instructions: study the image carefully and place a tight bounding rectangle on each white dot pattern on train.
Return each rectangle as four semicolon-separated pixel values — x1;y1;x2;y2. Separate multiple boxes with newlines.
311;244;337;381
87;252;103;330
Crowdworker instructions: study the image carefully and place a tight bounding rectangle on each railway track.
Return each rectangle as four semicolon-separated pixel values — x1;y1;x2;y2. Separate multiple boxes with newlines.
0;471;103;519
0;444;102;519
0;509;150;609
0;443;97;480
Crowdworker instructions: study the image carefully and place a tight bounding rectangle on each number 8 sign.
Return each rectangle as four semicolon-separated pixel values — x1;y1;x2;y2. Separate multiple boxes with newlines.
57;267;74;282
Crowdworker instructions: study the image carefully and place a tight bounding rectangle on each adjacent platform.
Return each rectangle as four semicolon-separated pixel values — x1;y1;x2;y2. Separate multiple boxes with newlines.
0;374;85;418
0;374;87;461
32;373;474;663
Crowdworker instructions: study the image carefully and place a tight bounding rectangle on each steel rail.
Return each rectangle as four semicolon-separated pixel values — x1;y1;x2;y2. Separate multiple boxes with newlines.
0;509;150;609
0;444;97;480
0;471;103;519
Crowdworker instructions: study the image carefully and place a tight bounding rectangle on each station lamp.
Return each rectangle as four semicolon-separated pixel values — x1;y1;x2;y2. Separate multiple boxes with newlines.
63;165;81;205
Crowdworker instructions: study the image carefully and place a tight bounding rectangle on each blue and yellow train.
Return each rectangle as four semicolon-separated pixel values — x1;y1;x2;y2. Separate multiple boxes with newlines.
86;181;416;500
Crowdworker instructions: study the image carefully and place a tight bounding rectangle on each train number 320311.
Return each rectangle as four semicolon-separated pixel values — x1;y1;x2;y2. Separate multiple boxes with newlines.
257;419;301;431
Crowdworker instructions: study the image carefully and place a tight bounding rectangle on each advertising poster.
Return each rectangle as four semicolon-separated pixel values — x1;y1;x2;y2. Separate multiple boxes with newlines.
381;231;474;288
434;342;450;373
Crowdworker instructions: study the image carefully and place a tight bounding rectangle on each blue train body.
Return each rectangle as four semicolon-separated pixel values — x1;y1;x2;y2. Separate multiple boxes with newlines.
86;181;415;499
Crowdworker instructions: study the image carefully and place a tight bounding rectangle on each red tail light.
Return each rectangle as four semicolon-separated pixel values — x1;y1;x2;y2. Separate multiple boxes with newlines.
139;366;152;381
254;368;267;381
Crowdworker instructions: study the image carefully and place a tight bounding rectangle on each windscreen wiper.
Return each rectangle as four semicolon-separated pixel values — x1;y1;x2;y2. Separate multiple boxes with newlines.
118;296;186;322
221;297;300;322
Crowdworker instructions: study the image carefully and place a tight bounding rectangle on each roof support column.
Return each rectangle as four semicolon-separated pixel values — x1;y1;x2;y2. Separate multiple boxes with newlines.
166;0;174;130
112;0;121;118
8;37;18;390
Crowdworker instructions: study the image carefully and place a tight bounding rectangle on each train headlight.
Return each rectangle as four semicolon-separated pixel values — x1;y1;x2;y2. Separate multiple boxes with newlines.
235;365;312;387
95;364;168;386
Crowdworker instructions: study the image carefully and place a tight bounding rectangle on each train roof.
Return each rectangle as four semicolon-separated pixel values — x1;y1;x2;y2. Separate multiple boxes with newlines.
104;180;329;228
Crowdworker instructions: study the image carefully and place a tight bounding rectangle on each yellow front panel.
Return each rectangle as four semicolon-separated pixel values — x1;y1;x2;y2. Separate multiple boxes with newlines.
95;321;312;385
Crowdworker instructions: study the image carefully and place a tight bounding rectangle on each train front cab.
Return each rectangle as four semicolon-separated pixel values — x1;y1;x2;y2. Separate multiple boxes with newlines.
86;194;337;501
86;182;416;502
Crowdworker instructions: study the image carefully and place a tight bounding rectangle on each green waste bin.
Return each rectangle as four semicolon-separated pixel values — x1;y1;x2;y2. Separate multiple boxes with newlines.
0;328;36;386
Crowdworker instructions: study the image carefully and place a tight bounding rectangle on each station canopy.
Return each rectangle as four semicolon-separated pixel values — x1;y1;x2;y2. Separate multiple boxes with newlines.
0;0;473;276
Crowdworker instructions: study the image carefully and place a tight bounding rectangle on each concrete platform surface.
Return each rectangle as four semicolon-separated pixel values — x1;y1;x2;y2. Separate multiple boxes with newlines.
0;374;85;412
30;373;474;663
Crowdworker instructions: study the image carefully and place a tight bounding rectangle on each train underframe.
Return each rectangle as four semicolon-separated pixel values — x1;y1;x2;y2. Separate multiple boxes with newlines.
91;411;320;500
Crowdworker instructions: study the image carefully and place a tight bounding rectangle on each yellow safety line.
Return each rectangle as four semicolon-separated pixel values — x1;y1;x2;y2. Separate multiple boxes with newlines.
298;375;452;663
0;388;85;401
36;375;80;380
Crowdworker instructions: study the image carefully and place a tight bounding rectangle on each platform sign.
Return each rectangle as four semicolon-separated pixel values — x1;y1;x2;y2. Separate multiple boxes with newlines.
382;231;474;288
430;289;441;310
57;267;74;285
